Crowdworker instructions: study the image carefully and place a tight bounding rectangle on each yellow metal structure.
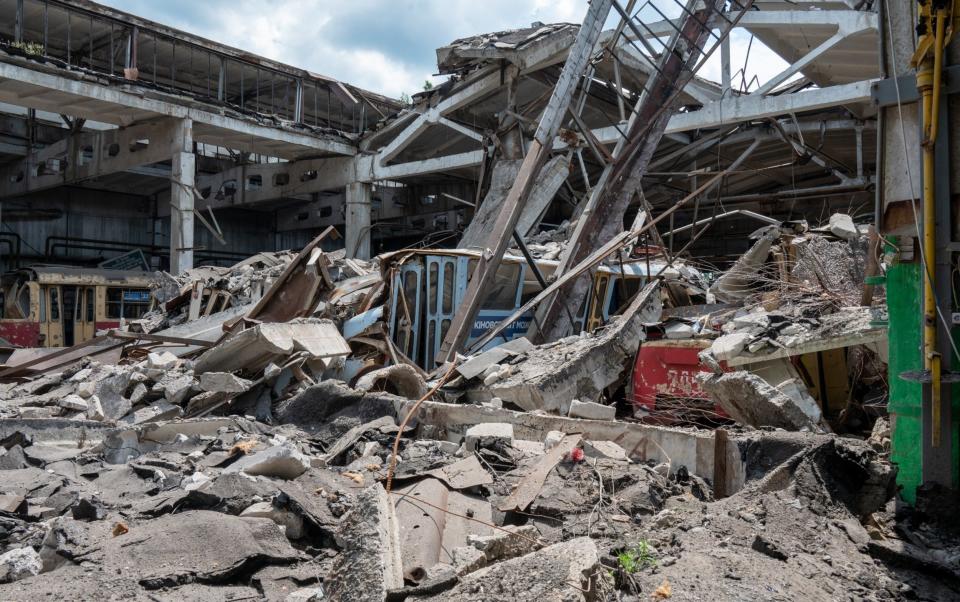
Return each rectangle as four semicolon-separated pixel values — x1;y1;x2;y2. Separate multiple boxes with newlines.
912;1;960;446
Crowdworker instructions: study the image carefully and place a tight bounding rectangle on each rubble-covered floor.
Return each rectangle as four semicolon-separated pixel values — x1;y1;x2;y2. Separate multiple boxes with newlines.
0;386;957;601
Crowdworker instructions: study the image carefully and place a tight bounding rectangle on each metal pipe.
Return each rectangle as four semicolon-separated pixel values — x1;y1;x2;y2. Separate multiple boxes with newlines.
919;59;942;445
660;209;780;236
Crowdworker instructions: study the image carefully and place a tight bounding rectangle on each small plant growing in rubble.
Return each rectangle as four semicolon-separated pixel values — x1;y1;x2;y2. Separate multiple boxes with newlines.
617;540;657;573
11;40;44;56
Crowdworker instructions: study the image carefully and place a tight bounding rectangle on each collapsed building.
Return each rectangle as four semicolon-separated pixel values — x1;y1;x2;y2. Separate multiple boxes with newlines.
0;0;958;600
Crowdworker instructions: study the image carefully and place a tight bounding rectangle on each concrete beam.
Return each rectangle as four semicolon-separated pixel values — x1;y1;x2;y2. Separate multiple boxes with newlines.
0;60;357;159
630;9;878;38
665;80;876;133
0;118;178;198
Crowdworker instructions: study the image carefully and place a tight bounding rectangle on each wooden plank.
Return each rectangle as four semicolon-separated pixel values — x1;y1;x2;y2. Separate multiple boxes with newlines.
713;428;729;499
107;329;216;348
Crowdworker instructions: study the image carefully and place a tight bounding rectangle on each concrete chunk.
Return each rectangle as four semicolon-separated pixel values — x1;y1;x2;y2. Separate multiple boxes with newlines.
464;423;514;452
698;370;820;431
57;394;88;412
828;212;858;240
85;395;105;421
710;332;753;361
543;430;565;451
568;399;615;421
200;372;254;394
162;374;198;406
0;546;41;583
147;351;180;371
224;444;310;479
417;537;599;601
325;483;403;602
240;501;305;539
92;372;132;420
583;439;629;461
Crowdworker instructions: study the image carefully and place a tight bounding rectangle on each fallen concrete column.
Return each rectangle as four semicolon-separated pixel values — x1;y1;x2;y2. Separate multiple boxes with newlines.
325;483;404;602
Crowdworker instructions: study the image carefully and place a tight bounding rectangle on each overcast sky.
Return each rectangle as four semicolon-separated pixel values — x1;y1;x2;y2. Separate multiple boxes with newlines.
99;0;790;98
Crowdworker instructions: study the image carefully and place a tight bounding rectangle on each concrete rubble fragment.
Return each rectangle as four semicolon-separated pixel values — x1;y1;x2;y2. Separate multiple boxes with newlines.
698;370;821;431
224;444;311;479
325;484;403;602
0;547;41;583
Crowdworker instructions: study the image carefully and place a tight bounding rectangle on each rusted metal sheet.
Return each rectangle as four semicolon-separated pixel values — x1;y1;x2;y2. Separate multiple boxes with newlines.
393;477;492;583
246;227;336;324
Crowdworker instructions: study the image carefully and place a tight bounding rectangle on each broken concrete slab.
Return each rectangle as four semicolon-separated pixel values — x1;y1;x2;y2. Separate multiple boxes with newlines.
426;455;494;489
464;422;514;452
0;494;26;514
568;399;615;421
469;282;661;415
50;511;299;589
457;337;536;380
499;434;580;512
223;443;311;479
416;537;600;601
199;372;254;394
118;401;182;426
195;319;350;374
325;483;403;602
699;370;820;432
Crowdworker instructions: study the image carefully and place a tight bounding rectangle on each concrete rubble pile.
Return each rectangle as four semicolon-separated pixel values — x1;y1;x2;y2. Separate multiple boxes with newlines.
0;374;953;600
0;198;920;600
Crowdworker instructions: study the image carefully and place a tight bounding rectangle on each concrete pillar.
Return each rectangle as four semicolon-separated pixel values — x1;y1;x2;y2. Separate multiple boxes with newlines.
345;181;371;260
170;118;195;274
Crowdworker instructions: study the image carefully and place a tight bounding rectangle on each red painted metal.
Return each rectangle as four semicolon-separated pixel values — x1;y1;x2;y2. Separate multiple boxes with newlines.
95;321;121;332
631;339;729;419
0;321;40;347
